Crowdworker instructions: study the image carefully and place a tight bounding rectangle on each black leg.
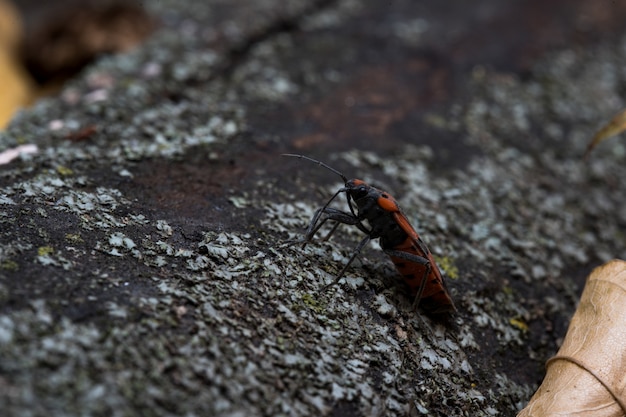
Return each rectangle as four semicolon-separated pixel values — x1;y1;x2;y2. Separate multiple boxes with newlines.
382;249;431;310
303;187;347;239
295;205;374;291
321;234;371;291
302;207;363;247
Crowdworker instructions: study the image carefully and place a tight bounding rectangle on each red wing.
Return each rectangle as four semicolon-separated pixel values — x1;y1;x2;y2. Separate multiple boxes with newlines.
392;211;430;257
388;211;455;313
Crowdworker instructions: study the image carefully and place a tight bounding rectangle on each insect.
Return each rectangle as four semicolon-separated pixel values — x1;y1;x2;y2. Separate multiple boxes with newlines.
283;153;455;314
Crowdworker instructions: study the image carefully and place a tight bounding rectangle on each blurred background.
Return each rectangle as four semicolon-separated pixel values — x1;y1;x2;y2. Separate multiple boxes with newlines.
0;0;156;127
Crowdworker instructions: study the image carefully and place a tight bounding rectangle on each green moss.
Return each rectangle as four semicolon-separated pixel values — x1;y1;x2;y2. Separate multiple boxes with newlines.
434;256;459;279
64;233;84;244
56;166;74;176
301;293;325;314
509;317;529;333
422;112;448;129
0;259;19;271
37;246;54;256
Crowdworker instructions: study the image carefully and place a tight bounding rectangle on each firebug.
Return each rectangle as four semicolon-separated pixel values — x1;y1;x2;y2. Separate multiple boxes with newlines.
283;153;455;314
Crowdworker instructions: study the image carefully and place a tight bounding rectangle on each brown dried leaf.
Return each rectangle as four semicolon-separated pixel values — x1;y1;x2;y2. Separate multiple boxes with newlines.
585;109;626;159
518;259;626;417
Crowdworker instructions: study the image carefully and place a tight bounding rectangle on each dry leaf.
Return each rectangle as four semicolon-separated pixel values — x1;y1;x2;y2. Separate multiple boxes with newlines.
518;259;626;417
585;109;626;159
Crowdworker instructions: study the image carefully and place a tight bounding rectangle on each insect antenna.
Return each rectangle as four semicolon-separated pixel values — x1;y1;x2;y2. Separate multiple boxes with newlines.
282;154;348;183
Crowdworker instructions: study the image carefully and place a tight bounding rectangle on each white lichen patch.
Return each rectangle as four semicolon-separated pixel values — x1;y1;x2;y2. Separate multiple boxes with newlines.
0;316;15;345
228;195;250;208
467;291;530;346
373;293;397;316
0;194;15;205
263;201;316;234
108;232;137;250
105;302;129;319
198;232;250;261
155;219;173;237
36;248;74;270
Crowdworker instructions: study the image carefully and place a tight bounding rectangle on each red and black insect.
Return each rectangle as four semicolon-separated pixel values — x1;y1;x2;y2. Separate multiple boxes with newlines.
284;153;455;314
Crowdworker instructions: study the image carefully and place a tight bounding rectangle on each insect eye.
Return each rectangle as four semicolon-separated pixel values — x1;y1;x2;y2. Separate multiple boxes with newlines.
353;186;368;198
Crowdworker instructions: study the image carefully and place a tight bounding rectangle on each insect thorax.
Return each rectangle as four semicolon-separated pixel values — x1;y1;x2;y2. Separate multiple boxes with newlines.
354;200;406;249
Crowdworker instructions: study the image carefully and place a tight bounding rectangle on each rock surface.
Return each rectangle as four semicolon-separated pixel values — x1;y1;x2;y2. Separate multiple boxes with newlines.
1;0;626;416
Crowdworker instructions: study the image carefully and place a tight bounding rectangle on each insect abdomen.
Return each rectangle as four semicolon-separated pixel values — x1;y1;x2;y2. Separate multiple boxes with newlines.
389;240;455;313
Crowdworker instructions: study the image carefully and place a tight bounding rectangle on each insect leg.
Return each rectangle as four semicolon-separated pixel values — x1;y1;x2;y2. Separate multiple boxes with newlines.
301;207;360;248
281;208;344;249
299;207;373;291
321;234;371;291
383;249;431;311
297;186;347;242
301;208;330;247
321;221;341;242
304;206;371;246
